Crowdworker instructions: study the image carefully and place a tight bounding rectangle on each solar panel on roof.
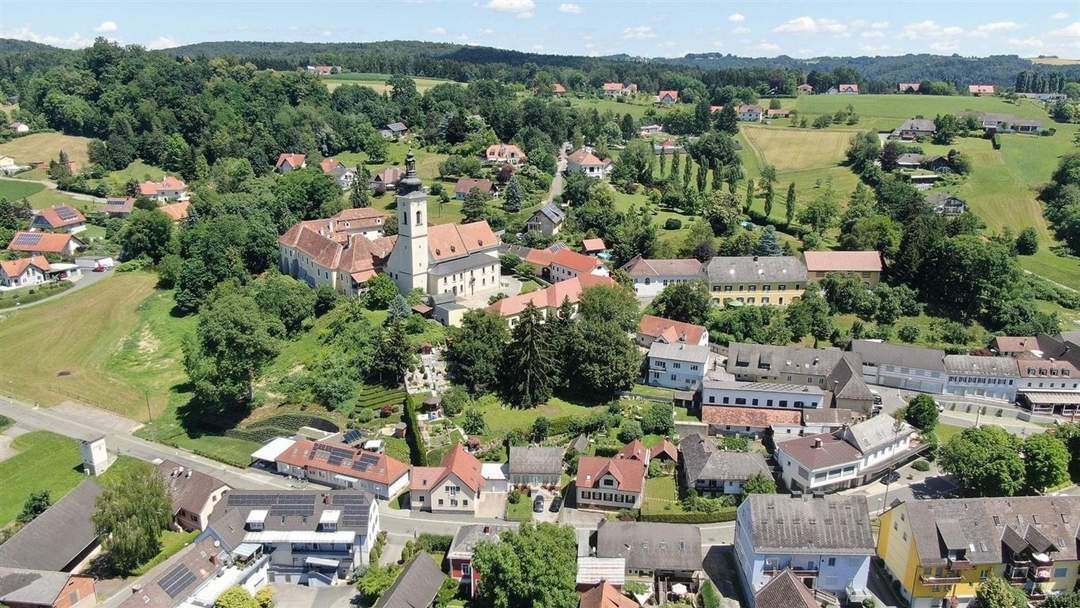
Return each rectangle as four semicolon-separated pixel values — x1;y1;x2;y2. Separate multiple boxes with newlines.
342;430;362;444
13;233;42;245
55;207;78;220
158;564;197;598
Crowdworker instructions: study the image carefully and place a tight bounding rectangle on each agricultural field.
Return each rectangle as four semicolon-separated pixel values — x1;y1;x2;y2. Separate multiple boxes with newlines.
322;72;463;94
0;132;91;167
567;96;675;121
782;94;1049;132
0;178;44;200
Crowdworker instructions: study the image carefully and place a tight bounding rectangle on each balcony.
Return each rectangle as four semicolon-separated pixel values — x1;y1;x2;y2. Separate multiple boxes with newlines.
763;565;818;577
1029;567;1053;582
920;573;963;584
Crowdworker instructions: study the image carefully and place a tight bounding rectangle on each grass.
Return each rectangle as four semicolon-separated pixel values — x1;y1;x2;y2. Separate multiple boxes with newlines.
323;73;463;94
0;281;73;310
130;530;199;576
451;393;595;439
935;423;964;444
786;94;1049;132
641;476;683;516
0;414;11;433
567;96;677;121
88;159;167;196
833;312;990;350
0;132;92;166
505;496;533;522
519;280;540;294
0;178;45;200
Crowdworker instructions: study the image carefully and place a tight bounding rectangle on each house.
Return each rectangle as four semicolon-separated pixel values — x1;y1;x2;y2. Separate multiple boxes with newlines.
701;380;827;410
0;256;52;288
447;524;514;597
0;480;103;572
837;84;859;94
118;537;267;608
576;455;646;509
525;202;566;236
306;65;334;75
850;340;948;394
650;438;679;463
601;83;637;97
578;581;637;608
549;248;608;282
680;433;770;496
486;274;614;326
508;446;564;488
803;250;883;286
566;149;613;179
274;153;306;173
753;568;820;608
892;118;937;140
737;105;764;122
705;256;807;306
701;406;803;440
29;206;86;234
374;553;447;608
942;354;1019;401
926;191;966;215
735;493;875;605
615;439;650;464
454;177;496;200
266;439;410;499
382;122;409;140
896;153;925;168
766;108;791;119
7;232;83;257
656;90;679;105
551;83;567;96
594;520;702;585
320;158;355;189
103;197;135;217
158;201;191;222
410;444;483;514
653;138;680;154
1005;334;1080;415
371;166;404;193
156;460;230;532
898;83;921;93
485;143;527;166
0;155;17;173
636;314;709;348
278;209;394;296
878;496;1080;608
639;124;663;137
777;413;919;493
0;568;96;608
797;84;814;95
582;238;606;256
961;111;1044;134
646;342;712;390
968;84;995;96
620;256;703;298
137;176;188;201
800;408;862;436
725;343;874;412
9;121;30;133
200;489;378;583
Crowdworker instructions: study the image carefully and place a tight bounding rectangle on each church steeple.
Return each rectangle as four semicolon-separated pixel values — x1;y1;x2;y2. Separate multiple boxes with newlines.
398;150;423;195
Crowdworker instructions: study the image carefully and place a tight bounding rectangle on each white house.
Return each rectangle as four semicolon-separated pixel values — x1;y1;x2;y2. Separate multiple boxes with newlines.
646;342;712;390
639;124;663;137
620;256;704;298
737;105;765;122
701;380;827;410
320;158;356;189
850;340;948;394
548;247;608;282
943;354;1019;401
0;256;51;288
566;149;613;179
576;455;645;509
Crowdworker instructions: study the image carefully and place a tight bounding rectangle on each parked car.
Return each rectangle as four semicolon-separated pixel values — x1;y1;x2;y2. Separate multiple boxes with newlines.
532;495;545;512
550;496;563;512
880;471;901;485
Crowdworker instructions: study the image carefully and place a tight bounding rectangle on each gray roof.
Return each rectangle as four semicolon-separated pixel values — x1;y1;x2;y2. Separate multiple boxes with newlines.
942;354;1020;377
508;446;564;476
680;434;770;485
850;340;946;371
742;494;875;555
373;552;446;608
571;434;589;453
705;256;807;284
203;489;374;551
843;414;913;452
898;118;936;132
0;479;103;571
827;354;875;401
595;521;702;572
157;460;229;517
926;191;965;205
727;343;846;378
896;153;924;165
801;408;858;426
532;201;566;225
448;524;515;559
0;568;74;605
386;122;408;132
648;342;711;365
621;256;703;278
429;252;498;277
701;380;825;396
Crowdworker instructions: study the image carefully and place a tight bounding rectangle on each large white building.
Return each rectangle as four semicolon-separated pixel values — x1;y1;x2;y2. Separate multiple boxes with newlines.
620;256;704;299
701;380;827;410
646;342;712;390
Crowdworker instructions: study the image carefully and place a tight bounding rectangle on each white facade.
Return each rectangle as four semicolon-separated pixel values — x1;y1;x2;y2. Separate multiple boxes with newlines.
701;382;826;410
0;263;47;288
576;472;643;509
646;344;712;390
859;361;946;394
630;273;701;298
386;189;430;294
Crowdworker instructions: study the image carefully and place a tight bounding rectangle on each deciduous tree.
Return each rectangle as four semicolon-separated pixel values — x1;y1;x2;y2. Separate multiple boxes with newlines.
93;463;172;574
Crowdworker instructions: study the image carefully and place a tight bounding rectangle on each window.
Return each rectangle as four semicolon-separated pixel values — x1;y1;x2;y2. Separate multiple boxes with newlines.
827;558;836;567
1055;567;1068;578
462;563;472;575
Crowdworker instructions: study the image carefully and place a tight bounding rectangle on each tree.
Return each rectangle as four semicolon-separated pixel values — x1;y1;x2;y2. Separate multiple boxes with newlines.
568;321;641;399
118;208;173;262
249;272;316;337
503;175;524;212
254;587;275;608
93;463;172;574
1022;432;1070;493
798;183;840;235
716;104;739;134
461;408;487;435
370;321;416;385
363;274;399;310
972;576;1028;608
471;524;578;608
447;310;510;393
350;166;371;207
504;303;556;408
1015;227;1039;255
754;226;783;257
905;394;939;431
530;416;551;442
743;179;754;213
618;420;644;443
462;188;492;223
785;284;833;347
17;490;51;524
214;587;259;608
763;181;774;218
880;140;901;172
1057;422;1080;480
741;473;776;498
357;564;400;603
939;426;1024;497
578;284;640;333
845;131;881;174
388;294;412;323
641;403;674;435
785;182;796;225
650;280;711;325
1043;592;1080;608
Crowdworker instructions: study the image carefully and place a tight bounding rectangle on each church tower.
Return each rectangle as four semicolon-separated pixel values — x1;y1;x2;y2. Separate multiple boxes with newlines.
386;151;429;294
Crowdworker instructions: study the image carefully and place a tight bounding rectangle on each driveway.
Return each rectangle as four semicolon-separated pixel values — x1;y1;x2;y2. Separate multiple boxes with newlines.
702;546;746;607
0;268;113;311
0;423;29;462
271;584;356;608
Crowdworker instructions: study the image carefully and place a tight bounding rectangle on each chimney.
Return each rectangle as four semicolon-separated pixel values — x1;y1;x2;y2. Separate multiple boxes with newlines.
186;470;192;478
813;438;823;449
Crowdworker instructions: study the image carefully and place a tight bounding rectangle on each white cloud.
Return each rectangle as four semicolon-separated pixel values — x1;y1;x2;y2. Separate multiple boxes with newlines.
870;21;889;30
1051;12;1069;20
428;26;447;35
728;13;745;23
773;16;847;34
145;36;179;50
972;21;1020;36
756;41;781;52
861;44;891;53
95;21;118;33
899;20;964;40
861;31;885;39
930;41;959;52
485;0;534;18
0;26;93;49
457;33;470;41
1008;37;1044;49
943;26;963;35
732;26;751;35
558;3;583;14
622;26;656;40
1051;22;1080;39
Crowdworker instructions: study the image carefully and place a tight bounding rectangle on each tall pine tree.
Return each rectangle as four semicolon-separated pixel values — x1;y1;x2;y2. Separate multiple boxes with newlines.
504;303;556;408
744;180;754;213
785;182;797;225
503;175;524;213
764;181;775;218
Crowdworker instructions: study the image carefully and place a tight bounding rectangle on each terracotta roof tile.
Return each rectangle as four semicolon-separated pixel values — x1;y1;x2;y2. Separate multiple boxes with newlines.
582;238;606;252
579;582;637;608
35;205;85;228
275;439;409;486
638;314;707;345
486;274;613;317
701;406;802;428
159;201;190;221
275;153;306;170
550;248;603;274
409;444;482;493
7;231;80;254
803;250;882;273
576;456;645;493
0;255;50;278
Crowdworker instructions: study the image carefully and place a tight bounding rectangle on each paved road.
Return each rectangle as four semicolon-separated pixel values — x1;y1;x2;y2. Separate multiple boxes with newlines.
873;385;1046;436
0;268;114;311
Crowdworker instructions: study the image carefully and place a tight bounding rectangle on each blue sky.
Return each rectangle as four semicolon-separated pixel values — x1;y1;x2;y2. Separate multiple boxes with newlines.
3;0;1080;59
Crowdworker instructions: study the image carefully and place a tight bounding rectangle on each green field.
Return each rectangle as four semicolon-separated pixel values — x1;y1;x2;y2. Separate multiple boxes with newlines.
0;178;45;200
641;476;683;516
451;393;594;439
90;159;167;196
784;94;1049;132
0;132;92;166
323;73;462;94
567;96;676;121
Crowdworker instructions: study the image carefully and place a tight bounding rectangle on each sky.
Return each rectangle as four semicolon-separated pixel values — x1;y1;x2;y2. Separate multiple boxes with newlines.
3;0;1080;59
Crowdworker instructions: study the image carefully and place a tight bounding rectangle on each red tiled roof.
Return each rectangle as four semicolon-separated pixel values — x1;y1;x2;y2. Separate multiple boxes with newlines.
552;83;566;94
839;84;859;93
803;250;882;273
650;438;679;461
582;238;606;253
701;406;803;428
969;84;995;94
657;90;678;99
138;176;187;196
7;231;80;253
0;255;50;278
616;439;648;461
1016;358;1078;378
777;433;862;470
36;205;85;228
602;83;624;92
275;153;306;170
550;248;603;275
409;444;483;493
567;149;607;167
486;274;613;317
576;456;645;492
638;314;707;345
320;158;345;174
519;247;556;267
485;144;526;162
276;439;409;486
159;201;190;221
428;221;498;261
373;166;404;184
579;582;638;608
992;336;1038;354
454;178;494;196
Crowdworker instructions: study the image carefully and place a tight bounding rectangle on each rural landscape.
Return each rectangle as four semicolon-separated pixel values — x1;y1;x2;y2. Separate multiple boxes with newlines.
2;3;1080;608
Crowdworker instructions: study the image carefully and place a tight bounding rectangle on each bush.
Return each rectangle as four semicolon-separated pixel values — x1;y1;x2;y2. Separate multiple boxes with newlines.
617;420;643;443
663;218;683;230
898;325;920;343
639;508;737;523
912;459;931;472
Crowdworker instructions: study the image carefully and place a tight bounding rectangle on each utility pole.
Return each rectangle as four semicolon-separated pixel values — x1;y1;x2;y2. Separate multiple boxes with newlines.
145;389;152;423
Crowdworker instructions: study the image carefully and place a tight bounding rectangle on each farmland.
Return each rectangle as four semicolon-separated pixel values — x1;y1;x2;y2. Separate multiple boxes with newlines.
0;133;91;167
783;94;1049;131
323;72;463;94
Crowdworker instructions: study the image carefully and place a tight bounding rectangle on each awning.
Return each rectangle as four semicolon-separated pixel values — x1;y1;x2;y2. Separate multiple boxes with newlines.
1020;391;1080;406
305;556;341;568
334;473;358;484
250;437;295;462
233;543;261;559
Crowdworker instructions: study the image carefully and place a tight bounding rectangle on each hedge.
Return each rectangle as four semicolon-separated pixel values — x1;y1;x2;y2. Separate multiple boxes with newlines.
403;395;428;466
745;208;807;238
248;413;339;433
417;533;454;553
639;508;737;523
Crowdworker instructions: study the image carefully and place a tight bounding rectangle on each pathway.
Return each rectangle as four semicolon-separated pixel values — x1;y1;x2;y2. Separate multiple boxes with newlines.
0;268;113;311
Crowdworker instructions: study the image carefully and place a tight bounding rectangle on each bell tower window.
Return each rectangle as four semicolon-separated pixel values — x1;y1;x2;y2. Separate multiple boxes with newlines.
416;210;422;226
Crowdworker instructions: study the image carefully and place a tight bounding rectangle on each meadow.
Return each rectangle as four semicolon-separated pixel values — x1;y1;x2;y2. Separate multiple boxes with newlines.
323;72;463;94
784;94;1049;131
0;133;91;166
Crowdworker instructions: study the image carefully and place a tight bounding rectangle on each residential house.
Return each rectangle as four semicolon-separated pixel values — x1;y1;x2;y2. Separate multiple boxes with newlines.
602;83;637;97
594;521;702;587
103;197;134;217
636;314;709;348
156;460;230;532
735;494;875;605
653;138;680;154
797;84;814;95
650;438;679;464
567;149;613;178
267;439;410;499
0;256;51;288
737;105;765;122
615;439;650;464
620;256;703;298
942;354;1019;401
926;192;966;215
725;343;874;412
705;256;807;306
0;568;96;608
578;582;637;608
374;553;447;608
851;340;948;394
381;122;408;140
1001;334;1080;415
753;568;820;608
485;143;527;166
680;433;771;496
0;480;103;572
447;524;514;597
119;537;267;608
656;90;679;105
646;342;712;390
701;380;827;410
892;118;937;140
777;414;918;493
508;446;564;488
371;166;404;193
576;455;646;509
582;238;606;256
551;83;567;96
9;121;30;134
800;408;862;436
278;210;395;296
7;231;83;257
827;355;877;413
837;84;859;94
766;108;791;119
525;202;566;236
549;248;608;282
803;250;883;286
159;201;191;222
29;206;86;234
968;84;995;96
274;153;306;173
486;274;614;326
137;176;188;202
0;155;17;173
701;406;803;440
319;158;355;189
454;177;496;200
200;489;378;583
898;83;922;93
961;111;1044;134
639;124;663;137
896;153;925;168
306;65;334;75
410;444;483;514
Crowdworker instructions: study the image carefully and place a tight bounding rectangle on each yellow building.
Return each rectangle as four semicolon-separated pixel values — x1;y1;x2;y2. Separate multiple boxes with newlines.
877;497;1080;608
705;256;806;307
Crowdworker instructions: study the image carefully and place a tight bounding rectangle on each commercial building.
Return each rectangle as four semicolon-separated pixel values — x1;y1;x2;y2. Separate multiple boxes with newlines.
258;439;410;500
851;340;948;394
942;355;1019;402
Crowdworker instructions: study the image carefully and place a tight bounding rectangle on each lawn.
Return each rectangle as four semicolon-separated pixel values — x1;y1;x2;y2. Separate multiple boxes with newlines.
519;280;540;294
0;178;45;200
323;73;463;94
451;393;596;439
832;312;990;350
506;496;533;522
567;97;675;121
0;133;92;166
130;530;199;576
935;423;964;444
641;476;683;516
88;159;167;196
786;94;1049;132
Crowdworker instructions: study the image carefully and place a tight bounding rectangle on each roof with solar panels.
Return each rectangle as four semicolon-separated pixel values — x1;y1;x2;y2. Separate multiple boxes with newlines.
118;537;226;608
31;205;85;229
7;231;83;253
275;439;409;486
